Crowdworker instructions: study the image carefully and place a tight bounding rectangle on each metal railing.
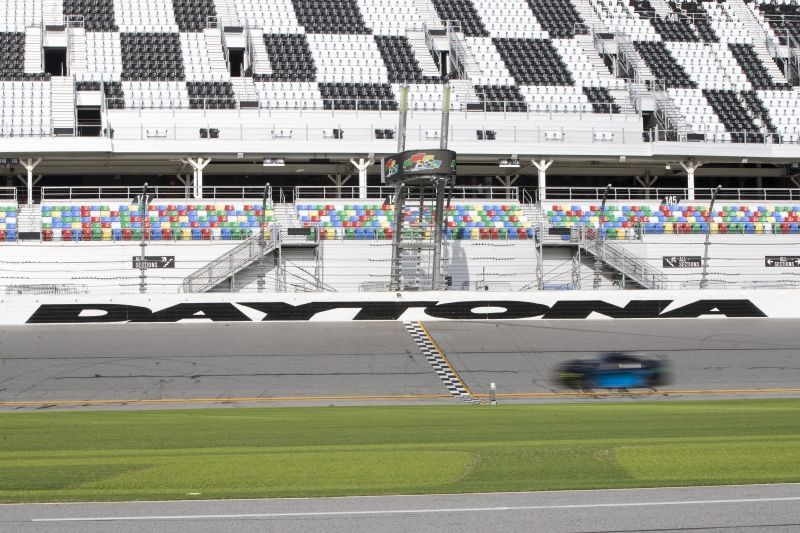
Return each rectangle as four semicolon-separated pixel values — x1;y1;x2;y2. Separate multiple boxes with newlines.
91;123;642;145
0;187;17;201
543;187;800;202
40;186;276;201
572;225;667;289
181;226;280;293
294;186;518;201
650;127;783;144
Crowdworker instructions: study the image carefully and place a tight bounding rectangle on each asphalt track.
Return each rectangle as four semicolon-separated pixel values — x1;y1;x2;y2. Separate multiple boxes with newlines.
1;318;799;408
3;483;800;532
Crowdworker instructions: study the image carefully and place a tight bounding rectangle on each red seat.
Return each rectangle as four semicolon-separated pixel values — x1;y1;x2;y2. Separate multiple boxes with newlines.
162;229;172;239
61;229;72;241
201;228;211;240
42;229;53;241
81;229;92;240
122;229;132;240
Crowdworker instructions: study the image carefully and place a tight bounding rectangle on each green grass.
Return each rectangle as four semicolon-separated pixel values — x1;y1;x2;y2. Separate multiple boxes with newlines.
1;399;799;502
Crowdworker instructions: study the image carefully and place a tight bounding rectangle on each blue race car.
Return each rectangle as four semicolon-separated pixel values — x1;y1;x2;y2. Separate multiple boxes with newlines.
556;352;670;390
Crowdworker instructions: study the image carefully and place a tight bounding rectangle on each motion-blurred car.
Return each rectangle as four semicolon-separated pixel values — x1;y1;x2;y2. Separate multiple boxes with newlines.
555;352;670;390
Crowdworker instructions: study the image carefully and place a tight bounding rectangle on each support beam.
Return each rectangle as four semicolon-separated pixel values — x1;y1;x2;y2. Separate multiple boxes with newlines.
494;174;519;188
349;156;375;199
183;157;211;199
531;159;553;203
634;175;658;200
175;173;191;198
680;159;703;201
20;158;42;206
327;173;352;198
634;175;658;188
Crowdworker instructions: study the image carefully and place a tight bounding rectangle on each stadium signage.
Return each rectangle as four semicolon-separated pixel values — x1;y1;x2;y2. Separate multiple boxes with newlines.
764;256;800;267
24;298;767;323
382;149;456;185
131;256;175;269
662;256;702;268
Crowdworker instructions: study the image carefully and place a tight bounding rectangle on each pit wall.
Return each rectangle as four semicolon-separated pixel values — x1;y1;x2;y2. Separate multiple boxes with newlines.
3;290;798;325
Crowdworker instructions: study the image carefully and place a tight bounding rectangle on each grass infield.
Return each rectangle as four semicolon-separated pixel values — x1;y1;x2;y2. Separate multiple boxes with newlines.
1;399;799;503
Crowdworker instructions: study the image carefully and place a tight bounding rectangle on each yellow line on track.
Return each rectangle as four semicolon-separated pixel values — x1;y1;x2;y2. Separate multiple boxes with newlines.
2;389;799;408
0;393;453;408
473;388;800;399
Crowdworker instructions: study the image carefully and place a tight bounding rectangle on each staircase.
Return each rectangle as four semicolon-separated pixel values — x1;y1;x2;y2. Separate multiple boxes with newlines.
572;226;667;289
246;27;271;76
273;201;299;229
68;27;88;74
728;0;788;84
231;76;259;106
203;28;229;75
17;205;41;233
23;26;42;73
648;0;673;17
42;0;64;27
214;0;241;28
571;0;607;31
576;34;614;77
407;30;440;78
50;77;76;135
449;78;480;104
182;229;281;293
412;0;444;30
450;31;482;79
520;201;548;230
616;34;655;82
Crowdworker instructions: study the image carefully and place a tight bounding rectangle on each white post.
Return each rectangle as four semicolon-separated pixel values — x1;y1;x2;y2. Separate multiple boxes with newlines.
531;159;553;203
185;157;211;199
680;159;703;201
350;156;375;199
21;158;42;206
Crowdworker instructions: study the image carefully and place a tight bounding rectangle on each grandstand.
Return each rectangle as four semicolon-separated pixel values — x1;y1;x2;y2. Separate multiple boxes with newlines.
2;0;800;295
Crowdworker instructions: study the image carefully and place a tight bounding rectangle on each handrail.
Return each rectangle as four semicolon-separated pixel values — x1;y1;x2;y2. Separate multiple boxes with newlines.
543;187;800;202
572;225;667;289
40;186;278;200
181;225;281;293
0;187;17;201
293;186;518;201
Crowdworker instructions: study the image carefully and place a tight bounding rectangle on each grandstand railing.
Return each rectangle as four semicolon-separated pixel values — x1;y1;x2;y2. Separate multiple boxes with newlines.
40;186;275;201
181;226;281;293
103;124;641;145
294;186;518;201
0;188;17;201
103;96;634;116
652;128;782;144
544;187;800;202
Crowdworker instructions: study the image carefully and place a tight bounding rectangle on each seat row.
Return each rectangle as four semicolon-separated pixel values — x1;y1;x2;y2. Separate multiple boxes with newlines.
0;205;16;241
